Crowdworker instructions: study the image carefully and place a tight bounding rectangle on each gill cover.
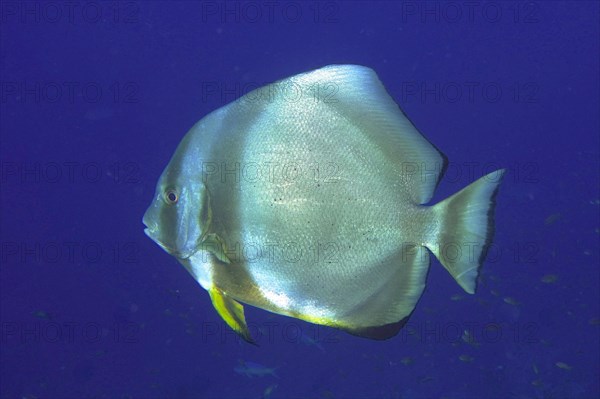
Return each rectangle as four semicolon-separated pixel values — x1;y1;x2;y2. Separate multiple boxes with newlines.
143;177;211;259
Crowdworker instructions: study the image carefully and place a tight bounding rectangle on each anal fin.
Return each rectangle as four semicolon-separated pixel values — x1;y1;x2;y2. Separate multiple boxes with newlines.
335;246;430;340
208;287;255;344
345;315;411;340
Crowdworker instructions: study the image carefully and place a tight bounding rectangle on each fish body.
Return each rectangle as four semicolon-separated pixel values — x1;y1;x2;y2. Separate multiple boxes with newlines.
143;65;505;342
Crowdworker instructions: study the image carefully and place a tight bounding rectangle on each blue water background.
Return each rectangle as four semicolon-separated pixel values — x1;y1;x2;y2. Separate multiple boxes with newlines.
1;1;598;398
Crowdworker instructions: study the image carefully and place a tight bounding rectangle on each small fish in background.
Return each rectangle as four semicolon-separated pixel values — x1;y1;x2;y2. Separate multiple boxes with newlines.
458;354;474;362
540;274;558;284
450;294;464;301
461;330;480;347
400;356;414;366
234;360;278;378
544;212;562;226
262;383;278;399
298;331;326;352
503;297;520;306
143;65;506;343
555;361;572;371
32;310;52;320
531;378;543;387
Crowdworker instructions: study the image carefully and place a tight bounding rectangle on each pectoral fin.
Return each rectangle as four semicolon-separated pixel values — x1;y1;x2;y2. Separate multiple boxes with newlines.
201;233;231;264
208;287;255;344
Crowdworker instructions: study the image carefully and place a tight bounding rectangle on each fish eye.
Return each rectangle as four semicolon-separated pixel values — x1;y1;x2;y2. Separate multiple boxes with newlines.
164;188;179;204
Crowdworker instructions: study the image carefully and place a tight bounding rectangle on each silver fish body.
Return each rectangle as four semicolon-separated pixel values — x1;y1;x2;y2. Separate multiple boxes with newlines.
143;65;505;341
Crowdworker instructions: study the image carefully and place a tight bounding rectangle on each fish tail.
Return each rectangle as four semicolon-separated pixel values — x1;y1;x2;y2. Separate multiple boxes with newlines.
425;169;505;294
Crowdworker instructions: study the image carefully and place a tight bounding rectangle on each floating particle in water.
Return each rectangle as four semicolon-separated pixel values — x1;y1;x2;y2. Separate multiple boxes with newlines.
321;389;335;399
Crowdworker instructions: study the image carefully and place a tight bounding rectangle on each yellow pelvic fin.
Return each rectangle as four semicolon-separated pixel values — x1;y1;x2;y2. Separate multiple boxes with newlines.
208;287;255;344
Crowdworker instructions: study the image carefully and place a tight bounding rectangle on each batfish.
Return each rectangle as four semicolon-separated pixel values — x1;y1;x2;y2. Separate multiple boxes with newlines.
143;65;505;342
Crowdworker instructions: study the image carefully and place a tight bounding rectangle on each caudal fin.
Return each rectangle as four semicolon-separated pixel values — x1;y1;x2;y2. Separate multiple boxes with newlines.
425;170;505;294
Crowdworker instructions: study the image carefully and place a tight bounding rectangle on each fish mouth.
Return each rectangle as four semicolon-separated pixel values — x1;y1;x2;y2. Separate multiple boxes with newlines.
142;217;181;256
142;214;162;248
142;206;195;259
143;225;172;254
142;219;155;238
142;208;157;236
143;221;160;244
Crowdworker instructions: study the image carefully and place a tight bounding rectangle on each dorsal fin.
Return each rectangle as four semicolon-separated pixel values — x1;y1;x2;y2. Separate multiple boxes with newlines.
291;65;447;204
